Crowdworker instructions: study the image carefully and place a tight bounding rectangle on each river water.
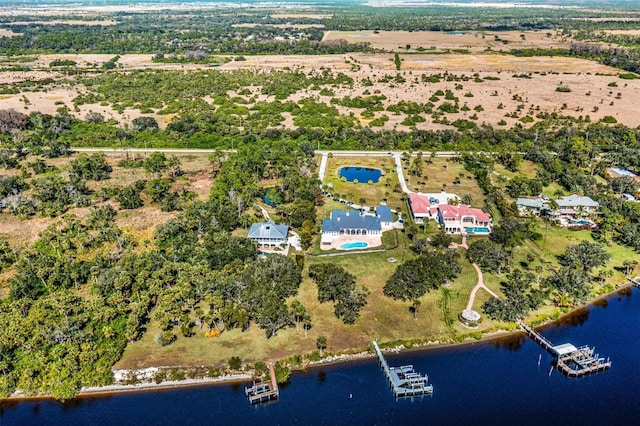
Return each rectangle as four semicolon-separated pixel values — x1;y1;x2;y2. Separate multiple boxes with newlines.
2;287;639;425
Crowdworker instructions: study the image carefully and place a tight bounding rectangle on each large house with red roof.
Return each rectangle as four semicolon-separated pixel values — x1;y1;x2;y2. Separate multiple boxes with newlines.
408;192;492;234
437;204;492;234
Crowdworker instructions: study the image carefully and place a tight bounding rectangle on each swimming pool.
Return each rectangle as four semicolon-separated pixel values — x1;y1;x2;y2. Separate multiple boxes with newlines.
340;242;368;250
570;220;590;225
465;227;490;234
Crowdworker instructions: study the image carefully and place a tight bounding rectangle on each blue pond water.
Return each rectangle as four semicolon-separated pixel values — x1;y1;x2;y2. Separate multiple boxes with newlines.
340;242;368;250
339;166;382;183
3;288;640;425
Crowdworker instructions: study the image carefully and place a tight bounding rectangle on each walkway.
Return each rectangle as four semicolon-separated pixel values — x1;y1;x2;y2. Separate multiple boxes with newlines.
466;262;500;311
448;234;499;311
255;203;271;221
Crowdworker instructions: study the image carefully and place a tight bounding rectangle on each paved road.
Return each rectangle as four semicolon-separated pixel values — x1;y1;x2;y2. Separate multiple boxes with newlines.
393;153;411;194
72;147;463;158
318;152;329;182
72;147;223;154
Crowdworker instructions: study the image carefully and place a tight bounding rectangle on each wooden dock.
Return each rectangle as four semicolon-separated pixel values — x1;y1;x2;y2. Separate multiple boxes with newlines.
627;277;640;289
245;362;279;404
372;340;433;398
517;320;611;377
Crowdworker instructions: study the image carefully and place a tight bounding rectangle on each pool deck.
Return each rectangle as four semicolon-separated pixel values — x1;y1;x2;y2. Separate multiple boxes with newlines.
320;234;382;251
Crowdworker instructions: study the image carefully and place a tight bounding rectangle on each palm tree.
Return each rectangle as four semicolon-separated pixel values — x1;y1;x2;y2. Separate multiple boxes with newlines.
316;336;327;357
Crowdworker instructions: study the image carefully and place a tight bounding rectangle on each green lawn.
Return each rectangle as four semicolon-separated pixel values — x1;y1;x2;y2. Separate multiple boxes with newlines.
323;156;403;209
408;158;486;208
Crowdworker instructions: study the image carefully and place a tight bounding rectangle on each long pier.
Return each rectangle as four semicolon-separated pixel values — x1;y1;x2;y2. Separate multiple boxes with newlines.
245;362;279;404
372;341;433;398
627;276;640;289
517;320;611;377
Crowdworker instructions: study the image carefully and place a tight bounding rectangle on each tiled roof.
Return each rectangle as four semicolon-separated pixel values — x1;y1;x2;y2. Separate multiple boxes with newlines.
438;204;491;222
409;192;459;215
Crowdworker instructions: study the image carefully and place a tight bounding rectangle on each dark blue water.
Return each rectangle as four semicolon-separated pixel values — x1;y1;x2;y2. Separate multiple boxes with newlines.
339;167;382;183
2;288;639;425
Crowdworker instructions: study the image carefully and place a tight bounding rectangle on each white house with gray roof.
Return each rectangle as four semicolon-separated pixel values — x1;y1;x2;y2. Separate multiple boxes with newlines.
321;210;382;245
516;197;547;216
247;221;289;247
516;194;599;219
555;195;599;217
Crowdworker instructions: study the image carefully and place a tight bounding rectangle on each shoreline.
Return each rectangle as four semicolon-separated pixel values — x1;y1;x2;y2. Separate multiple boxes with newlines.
3;281;636;403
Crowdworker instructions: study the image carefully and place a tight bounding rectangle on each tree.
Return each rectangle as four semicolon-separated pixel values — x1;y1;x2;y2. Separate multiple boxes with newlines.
316;336;327;357
467;240;510;275
491;217;539;248
482;268;544;322
384;249;460;317
290;300;307;332
309;264;355;303
143;152;168;176
334;286;369;324
544;267;590;305
228;356;242;370
118;182;144;209
308;263;368;324
623;259;638;276
70;153;112;181
410;299;421;320
132;116;159;132
394;53;401;70
560;240;610;273
84;112;104;123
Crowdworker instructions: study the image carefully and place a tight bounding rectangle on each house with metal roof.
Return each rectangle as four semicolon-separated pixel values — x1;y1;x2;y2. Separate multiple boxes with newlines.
555;194;599;218
247;221;289;247
321;210;382;245
516;197;547;216
375;206;393;228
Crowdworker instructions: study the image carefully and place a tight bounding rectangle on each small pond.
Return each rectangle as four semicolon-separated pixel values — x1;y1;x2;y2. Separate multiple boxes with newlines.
338;166;382;183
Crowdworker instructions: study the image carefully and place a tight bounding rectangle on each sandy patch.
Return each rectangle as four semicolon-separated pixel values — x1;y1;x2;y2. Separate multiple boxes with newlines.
0;70;61;84
323;30;571;53
271;13;332;19
3;51;640;131
0;28;18;37
6;19;116;26
232;23;324;29
601;29;640;35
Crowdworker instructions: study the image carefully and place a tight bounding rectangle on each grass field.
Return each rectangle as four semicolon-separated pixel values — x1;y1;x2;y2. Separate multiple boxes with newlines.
323;155;404;210
408;158;486;208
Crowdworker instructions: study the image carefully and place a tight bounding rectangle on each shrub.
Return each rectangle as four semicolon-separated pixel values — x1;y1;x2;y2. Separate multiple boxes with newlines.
228;356;242;370
555;86;571;92
601;115;617;123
